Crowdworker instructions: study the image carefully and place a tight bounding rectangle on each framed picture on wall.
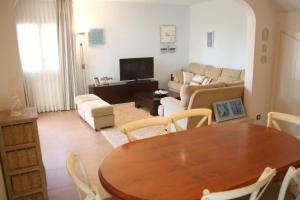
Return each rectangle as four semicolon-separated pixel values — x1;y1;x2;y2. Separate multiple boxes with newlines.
207;32;214;48
160;25;176;44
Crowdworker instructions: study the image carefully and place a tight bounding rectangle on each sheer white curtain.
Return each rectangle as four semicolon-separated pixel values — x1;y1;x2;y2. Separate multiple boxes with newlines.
16;0;77;112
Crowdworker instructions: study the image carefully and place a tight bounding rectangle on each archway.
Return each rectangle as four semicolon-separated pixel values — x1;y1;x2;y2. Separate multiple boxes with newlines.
238;0;256;122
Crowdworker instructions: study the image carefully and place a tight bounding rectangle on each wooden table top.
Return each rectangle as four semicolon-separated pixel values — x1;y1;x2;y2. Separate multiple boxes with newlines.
99;123;300;200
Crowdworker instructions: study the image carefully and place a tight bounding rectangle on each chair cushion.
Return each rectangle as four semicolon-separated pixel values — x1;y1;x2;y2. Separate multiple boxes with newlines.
83;100;113;117
205;66;222;81
75;94;100;105
188;63;207;75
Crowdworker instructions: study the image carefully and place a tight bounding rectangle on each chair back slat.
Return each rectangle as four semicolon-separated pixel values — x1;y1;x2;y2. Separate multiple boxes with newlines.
267;112;300;131
278;167;300;200
201;167;276;200
170;109;212;131
66;152;102;200
120;117;172;142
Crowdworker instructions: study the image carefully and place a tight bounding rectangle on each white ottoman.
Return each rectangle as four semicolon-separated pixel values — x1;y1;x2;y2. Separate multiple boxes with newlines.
75;94;100;119
82;99;114;130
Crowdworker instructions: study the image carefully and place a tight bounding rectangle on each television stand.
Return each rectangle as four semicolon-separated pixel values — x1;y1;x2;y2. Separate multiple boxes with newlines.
89;80;158;104
126;79;152;84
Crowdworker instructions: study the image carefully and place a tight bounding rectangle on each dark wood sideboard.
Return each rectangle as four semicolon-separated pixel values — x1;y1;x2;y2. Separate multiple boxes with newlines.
89;80;159;104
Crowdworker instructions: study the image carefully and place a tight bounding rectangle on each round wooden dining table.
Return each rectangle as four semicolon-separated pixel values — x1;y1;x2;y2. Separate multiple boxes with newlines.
99;123;300;200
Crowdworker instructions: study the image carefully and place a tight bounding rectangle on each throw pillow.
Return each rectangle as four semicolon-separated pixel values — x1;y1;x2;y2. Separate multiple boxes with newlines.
172;73;179;82
202;78;212;85
183;71;194;84
177;70;184;83
192;74;207;84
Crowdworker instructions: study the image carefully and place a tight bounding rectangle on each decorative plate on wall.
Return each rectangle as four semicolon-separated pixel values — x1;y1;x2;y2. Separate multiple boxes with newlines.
160;25;176;44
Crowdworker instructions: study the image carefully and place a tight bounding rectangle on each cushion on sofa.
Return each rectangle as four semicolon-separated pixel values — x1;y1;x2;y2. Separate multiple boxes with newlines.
225;80;244;87
218;68;242;82
180;82;227;107
205;66;222;81
177;70;184;83
168;81;184;93
183;71;194;84
172;73;179;83
191;74;206;84
83;100;113;117
188;63;207;75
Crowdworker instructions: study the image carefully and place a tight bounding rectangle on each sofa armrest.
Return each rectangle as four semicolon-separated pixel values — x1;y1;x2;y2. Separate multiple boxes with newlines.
160;97;185;116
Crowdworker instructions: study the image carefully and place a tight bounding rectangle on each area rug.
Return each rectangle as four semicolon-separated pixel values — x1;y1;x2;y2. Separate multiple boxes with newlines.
112;102;151;127
101;102;156;148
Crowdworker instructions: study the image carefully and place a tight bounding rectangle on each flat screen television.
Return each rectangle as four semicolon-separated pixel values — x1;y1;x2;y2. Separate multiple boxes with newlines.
120;57;154;81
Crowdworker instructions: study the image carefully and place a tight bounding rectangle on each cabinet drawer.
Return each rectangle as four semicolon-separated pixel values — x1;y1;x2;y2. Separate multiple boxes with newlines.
2;123;36;146
11;171;42;195
15;192;44;200
6;147;39;170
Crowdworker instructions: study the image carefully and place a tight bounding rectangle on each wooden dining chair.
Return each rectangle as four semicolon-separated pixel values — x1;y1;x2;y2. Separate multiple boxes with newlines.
201;167;276;200
170;108;212;132
120;117;172;142
278;167;300;200
267;112;300;139
66;152;102;200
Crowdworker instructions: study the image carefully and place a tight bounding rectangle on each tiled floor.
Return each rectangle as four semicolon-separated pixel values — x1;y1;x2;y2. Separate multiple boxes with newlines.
38;110;113;200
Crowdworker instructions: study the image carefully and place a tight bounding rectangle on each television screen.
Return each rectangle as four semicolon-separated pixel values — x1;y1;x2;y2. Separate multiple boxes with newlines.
120;57;154;81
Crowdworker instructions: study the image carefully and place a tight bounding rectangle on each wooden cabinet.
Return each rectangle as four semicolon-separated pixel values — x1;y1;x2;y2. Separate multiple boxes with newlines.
0;108;47;200
89;80;159;104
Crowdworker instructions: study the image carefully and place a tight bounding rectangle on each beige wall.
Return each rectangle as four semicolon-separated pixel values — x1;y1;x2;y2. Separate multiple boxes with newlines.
242;0;279;124
0;0;25;111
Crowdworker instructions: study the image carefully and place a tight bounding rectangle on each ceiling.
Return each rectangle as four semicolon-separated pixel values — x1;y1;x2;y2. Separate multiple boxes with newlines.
108;0;300;11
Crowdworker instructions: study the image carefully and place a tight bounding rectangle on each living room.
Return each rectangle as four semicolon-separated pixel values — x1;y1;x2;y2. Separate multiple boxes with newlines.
1;0;300;200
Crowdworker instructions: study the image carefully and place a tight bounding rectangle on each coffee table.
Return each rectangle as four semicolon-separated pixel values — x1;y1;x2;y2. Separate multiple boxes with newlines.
134;90;180;116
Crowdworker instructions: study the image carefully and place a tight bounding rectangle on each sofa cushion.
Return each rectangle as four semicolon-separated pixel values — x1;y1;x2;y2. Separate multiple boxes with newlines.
225;80;244;87
83;100;113;117
172;73;179;83
168;81;184;93
180;82;227;107
188;63;207;75
177;70;184;83
219;68;242;82
192;74;206;84
205;66;222;81
183;71;194;84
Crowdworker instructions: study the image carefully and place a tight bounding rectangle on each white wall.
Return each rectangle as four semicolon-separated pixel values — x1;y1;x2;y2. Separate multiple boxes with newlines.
189;0;247;69
73;1;190;93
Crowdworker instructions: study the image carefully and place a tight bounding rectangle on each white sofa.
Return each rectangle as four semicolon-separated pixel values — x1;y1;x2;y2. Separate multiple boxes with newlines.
75;94;114;130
